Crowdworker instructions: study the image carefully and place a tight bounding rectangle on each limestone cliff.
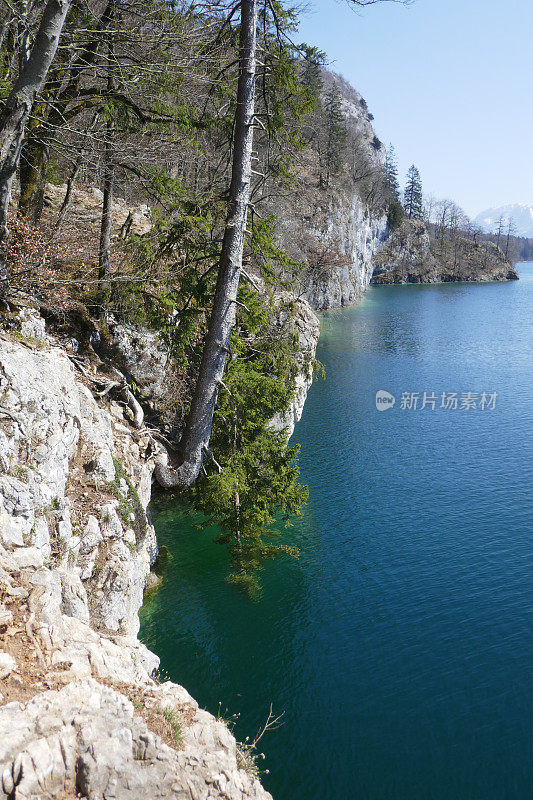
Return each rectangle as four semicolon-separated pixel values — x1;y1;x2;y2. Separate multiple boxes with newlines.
278;191;388;310
0;312;272;800
267;70;389;311
371;219;519;285
269;296;320;437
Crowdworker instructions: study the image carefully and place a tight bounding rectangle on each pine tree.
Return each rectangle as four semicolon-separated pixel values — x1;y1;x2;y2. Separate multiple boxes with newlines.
323;83;347;187
403;165;423;220
301;45;324;104
189;255;308;597
385;145;400;200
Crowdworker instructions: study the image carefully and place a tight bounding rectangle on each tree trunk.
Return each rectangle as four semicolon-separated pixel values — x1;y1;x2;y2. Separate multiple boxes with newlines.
98;130;114;309
54;113;99;235
155;0;258;490
18;126;51;223
0;0;71;292
97;7;115;313
17;0;114;224
54;160;80;234
17;0;34;74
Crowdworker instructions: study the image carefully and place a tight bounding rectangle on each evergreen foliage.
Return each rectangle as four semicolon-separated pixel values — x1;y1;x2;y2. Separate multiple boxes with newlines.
189;277;308;598
322;83;347;187
301;45;325;104
387;201;404;231
0;0;404;593
385;145;400;200
404;165;423;220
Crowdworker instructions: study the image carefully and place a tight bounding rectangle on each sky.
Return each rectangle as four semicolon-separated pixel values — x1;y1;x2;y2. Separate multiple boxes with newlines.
296;0;533;218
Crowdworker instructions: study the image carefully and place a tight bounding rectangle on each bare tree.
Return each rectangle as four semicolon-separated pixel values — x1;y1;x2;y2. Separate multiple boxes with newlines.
98;0;116;310
505;218;517;260
53;113;100;235
0;0;71;290
423;194;437;228
433;198;454;247
495;215;504;250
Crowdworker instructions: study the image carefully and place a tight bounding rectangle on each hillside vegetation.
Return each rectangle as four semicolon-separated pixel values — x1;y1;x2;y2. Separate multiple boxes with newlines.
0;0;399;589
372;219;518;284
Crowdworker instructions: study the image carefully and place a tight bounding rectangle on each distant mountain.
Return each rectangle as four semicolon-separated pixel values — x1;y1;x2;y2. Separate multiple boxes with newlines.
473;204;533;238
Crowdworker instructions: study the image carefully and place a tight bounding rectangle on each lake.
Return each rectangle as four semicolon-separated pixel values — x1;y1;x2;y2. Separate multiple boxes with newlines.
140;264;533;800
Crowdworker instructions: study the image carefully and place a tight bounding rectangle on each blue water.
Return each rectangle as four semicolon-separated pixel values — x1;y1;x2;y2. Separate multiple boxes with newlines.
140;264;533;800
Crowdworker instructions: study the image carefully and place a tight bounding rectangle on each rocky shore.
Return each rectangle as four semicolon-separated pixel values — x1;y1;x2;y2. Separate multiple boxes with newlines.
371;219;518;285
0;311;277;800
0;177;520;799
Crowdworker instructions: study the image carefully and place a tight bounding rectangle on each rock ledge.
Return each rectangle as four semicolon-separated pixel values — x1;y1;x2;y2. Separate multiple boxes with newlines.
0;326;271;800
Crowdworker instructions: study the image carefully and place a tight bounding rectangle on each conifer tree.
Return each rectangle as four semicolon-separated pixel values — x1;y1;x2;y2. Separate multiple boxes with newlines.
404;164;423;220
385;144;400;200
190;274;307;596
383;145;403;230
301;45;324;103
322;83;347;187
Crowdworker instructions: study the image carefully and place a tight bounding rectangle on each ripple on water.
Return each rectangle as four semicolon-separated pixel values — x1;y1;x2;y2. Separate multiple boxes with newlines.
141;264;533;800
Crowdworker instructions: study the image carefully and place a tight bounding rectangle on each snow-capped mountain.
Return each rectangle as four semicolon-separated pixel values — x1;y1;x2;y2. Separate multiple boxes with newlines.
473;204;533;238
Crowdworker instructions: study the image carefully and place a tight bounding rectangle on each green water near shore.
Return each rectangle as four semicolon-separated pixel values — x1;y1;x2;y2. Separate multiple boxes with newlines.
141;263;533;800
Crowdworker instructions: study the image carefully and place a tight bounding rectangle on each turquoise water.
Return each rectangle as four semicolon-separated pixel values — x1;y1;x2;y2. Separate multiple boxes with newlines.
140;264;533;800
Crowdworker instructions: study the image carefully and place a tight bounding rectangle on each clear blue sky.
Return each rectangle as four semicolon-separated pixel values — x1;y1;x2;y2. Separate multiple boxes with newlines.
297;0;533;218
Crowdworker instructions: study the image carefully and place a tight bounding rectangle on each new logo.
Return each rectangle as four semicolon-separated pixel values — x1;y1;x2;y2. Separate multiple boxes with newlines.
375;390;396;411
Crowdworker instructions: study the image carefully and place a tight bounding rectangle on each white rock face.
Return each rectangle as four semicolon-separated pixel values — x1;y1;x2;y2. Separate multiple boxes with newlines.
0;680;270;800
44;182;153;236
107;320;170;401
0;652;16;680
273;189;388;312
270;297;320;438
267;70;389;312
305;196;388;310
0;328;272;800
18;308;47;341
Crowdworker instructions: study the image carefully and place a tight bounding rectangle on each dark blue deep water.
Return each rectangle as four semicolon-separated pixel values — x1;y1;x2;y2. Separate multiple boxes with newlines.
140;264;533;800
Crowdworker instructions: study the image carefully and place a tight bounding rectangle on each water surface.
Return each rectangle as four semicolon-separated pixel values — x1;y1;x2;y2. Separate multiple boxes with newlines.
141;264;533;800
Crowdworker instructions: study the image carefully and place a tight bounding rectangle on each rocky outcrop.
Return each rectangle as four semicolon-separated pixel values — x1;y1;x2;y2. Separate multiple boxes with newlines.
44;183;152;237
270;297;320;438
371;219;433;280
107;319;171;402
307;199;388;309
279;193;388;310
371;219;519;284
0;319;272;800
0;680;268;800
266;70;389;311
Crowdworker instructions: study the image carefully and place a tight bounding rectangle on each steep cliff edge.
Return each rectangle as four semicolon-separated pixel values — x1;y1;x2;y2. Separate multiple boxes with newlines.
371;219;519;284
0;315;273;800
278;190;388;309
269;296;320;437
268;70;390;311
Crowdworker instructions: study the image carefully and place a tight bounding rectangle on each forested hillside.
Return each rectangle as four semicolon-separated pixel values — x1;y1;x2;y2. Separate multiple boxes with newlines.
0;0;398;588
